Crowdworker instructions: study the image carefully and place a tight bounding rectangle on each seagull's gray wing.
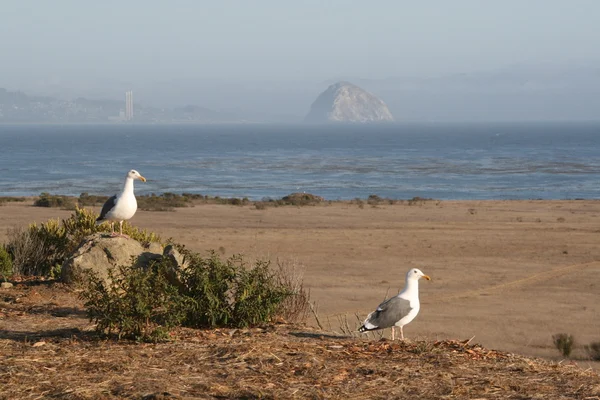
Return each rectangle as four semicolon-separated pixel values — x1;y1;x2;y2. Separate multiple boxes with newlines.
360;296;412;331
96;195;117;222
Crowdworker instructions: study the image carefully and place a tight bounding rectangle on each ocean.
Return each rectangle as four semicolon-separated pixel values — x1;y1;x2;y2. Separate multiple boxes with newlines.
1;122;600;200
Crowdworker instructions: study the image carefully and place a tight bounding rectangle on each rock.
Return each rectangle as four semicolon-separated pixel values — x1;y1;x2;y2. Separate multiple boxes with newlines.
61;233;163;286
162;244;189;289
163;244;188;270
305;81;395;123
1;282;13;289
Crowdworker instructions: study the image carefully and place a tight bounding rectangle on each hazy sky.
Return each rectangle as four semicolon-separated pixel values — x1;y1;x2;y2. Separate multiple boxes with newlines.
1;0;599;84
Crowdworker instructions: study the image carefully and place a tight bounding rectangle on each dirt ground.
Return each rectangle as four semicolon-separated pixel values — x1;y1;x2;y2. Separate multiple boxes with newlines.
2;281;599;399
1;199;600;364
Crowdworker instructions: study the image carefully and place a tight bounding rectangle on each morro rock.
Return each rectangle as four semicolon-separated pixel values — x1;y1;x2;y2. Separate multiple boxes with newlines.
305;81;394;123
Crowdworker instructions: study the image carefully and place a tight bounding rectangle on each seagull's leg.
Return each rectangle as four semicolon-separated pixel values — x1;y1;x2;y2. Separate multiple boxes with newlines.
391;327;395;341
119;221;130;239
400;326;404;340
110;222;118;237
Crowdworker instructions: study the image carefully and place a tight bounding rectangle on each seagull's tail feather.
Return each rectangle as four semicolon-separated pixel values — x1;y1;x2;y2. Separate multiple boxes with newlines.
358;311;377;333
358;323;377;333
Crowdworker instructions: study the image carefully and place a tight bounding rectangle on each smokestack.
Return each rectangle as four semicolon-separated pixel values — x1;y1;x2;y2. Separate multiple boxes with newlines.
125;90;134;121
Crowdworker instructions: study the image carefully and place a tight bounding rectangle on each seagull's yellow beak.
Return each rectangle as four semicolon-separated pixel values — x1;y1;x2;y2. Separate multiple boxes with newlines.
138;176;147;182
422;275;431;281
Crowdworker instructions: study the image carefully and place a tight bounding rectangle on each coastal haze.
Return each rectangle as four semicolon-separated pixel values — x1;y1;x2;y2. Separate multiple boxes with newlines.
1;1;600;122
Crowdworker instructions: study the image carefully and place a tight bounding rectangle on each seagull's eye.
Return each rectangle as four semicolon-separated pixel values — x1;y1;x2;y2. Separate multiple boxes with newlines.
414;271;417;274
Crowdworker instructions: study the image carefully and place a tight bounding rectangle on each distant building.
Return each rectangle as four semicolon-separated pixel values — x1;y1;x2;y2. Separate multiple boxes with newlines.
125;90;134;120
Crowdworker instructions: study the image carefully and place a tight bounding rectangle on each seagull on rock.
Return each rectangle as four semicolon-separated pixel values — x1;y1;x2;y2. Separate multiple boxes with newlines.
96;169;146;238
359;268;431;340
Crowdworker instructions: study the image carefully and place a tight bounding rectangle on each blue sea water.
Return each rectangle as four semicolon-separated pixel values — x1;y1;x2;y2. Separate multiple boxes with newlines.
1;122;600;200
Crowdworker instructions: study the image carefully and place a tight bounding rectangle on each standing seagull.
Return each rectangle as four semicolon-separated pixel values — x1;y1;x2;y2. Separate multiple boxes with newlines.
359;268;431;340
96;169;146;238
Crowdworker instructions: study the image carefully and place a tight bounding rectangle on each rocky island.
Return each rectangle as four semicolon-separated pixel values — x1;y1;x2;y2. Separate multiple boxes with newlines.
305;81;395;123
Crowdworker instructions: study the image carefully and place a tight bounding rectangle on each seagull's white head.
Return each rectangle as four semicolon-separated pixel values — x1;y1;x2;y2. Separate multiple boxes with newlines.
127;169;146;182
406;268;431;282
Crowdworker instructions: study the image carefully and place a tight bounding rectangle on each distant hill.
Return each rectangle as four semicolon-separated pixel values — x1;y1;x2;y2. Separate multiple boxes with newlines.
305;81;394;123
0;87;244;123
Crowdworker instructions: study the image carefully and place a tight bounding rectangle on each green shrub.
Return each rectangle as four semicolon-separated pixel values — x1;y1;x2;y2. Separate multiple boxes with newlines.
34;192;77;210
281;193;324;206
367;194;383;205
584;342;600;361
179;252;306;328
62;206;105;245
552;333;575;358
231;259;291;326
0;245;12;280
181;193;205;201
80;263;189;341
180;251;238;327
64;207;162;246
407;196;433;206
79;250;309;340
254;202;267;210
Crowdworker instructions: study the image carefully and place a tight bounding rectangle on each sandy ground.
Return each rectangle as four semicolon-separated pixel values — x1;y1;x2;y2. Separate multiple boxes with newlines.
1;199;599;363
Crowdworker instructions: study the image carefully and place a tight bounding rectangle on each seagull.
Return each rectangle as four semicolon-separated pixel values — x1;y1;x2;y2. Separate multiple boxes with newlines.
96;169;146;238
359;268;431;340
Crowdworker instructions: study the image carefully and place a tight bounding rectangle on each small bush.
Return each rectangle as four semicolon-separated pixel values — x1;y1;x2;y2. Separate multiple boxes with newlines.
0;245;12;280
80;263;189;341
274;258;309;323
63;207;162;246
281;193;324;206
181;193;205;201
180;252;295;328
34;192;77;210
552;333;575;358
584;342;600;361
80;250;309;340
7;221;67;277
407;196;433;206
367;195;383;205
354;198;365;209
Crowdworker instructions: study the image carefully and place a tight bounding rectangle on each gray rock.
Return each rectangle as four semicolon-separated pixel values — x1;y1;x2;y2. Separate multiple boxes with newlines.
1;282;13;289
161;244;189;289
61;233;163;286
305;81;395;123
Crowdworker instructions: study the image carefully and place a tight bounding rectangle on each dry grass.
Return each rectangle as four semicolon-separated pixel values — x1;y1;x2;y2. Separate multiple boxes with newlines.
1;282;600;399
6;226;49;276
